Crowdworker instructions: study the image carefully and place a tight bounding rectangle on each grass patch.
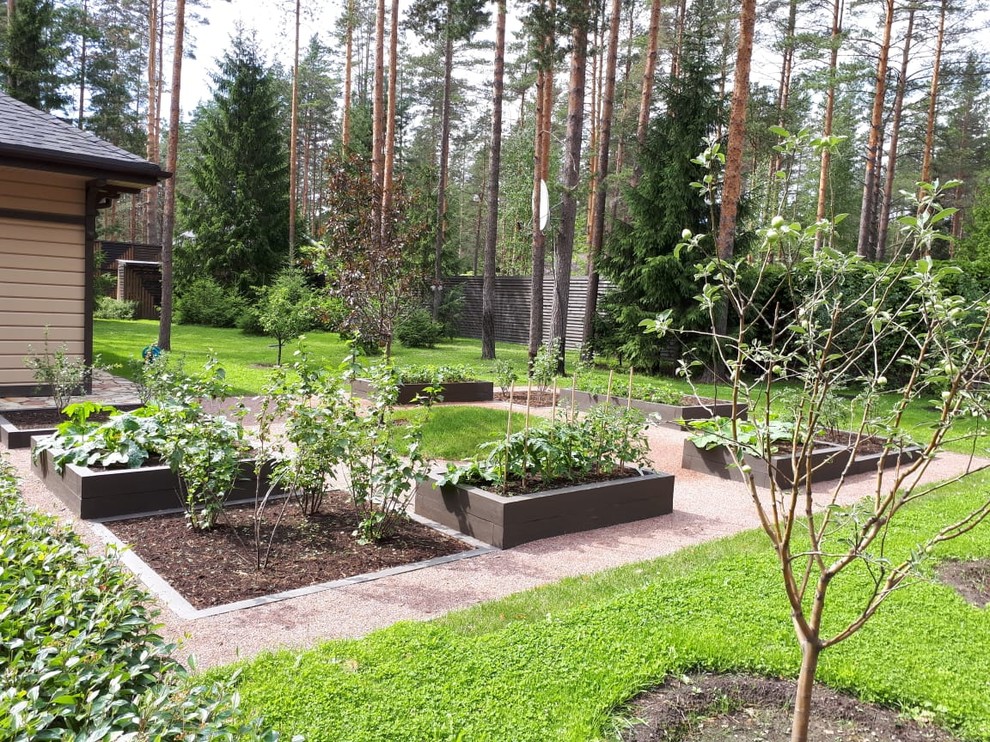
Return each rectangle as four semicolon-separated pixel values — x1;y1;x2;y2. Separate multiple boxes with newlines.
223;473;990;741
399;405;526;461
94;320;990;454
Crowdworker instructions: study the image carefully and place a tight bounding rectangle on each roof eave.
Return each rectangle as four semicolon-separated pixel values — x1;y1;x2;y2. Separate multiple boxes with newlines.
0;146;170;188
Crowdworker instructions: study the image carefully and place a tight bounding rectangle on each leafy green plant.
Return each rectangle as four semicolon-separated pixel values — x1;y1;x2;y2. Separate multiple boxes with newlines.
23;334;93;411
686;416;796;456
0;454;279;740
175;276;248;328
439;404;650;493
396;308;445;348
93;295;137;319
530;339;560;394
397;364;478;384
257;268;314;364
341;363;431;542
491;358;518;396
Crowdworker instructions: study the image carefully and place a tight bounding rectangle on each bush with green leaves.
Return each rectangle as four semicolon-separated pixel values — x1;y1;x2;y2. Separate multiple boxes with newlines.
23;334;93;411
396;364;477;385
0;454;279;740
396;308;444;348
530;339;560;394
175;276;247;328
340;363;431;542
439;404;650;494
257;269;314;365
93;295;137;319
491;358;518;396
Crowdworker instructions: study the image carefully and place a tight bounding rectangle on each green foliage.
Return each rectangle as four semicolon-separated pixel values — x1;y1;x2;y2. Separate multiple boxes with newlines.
491;358;518;396
340;363;431;542
396;308;445;348
396;364;477;384
23;334;91;410
177;31;290;295
598;46;724;372
439;404;650;490
257;269;314;365
0;455;278;740
175;277;248;328
94;295;137;320
529;339;559;394
0;0;69;111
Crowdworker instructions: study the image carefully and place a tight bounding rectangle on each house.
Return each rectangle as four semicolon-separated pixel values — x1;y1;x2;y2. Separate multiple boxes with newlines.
0;91;168;396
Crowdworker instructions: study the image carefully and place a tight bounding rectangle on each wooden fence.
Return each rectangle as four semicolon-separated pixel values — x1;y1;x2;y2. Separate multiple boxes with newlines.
96;241;161;320
444;275;614;350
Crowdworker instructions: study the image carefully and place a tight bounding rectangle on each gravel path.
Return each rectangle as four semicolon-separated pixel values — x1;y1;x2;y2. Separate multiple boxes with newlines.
7;415;985;671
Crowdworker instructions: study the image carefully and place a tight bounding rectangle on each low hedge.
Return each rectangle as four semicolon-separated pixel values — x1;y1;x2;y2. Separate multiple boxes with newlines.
0;455;280;740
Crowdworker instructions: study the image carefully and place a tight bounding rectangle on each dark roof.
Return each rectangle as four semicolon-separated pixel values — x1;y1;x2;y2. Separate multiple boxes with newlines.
0;91;168;186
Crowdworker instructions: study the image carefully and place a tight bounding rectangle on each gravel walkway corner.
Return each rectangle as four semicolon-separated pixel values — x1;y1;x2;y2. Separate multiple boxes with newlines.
6;422;985;670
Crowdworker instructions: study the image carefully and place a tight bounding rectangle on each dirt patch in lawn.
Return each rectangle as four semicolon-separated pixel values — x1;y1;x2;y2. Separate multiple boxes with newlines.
937;559;990;608
105;491;470;609
621;674;959;741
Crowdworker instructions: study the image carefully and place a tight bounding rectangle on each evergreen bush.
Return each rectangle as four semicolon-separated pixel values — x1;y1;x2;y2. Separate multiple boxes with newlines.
94;295;137;319
175;277;246;328
396;309;445;348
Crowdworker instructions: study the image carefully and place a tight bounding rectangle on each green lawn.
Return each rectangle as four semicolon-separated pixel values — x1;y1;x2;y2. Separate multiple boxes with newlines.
403;405;526;462
221;473;990;741
94;319;990;455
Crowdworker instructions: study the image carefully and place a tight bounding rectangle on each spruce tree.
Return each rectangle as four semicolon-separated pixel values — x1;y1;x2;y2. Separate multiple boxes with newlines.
598;43;723;372
177;32;289;295
1;0;70;111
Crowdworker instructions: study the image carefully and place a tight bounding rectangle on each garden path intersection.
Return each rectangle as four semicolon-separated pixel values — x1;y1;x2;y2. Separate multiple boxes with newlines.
3;386;985;670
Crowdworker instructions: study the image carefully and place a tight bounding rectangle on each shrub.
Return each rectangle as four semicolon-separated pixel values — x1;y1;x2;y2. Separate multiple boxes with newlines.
237;304;266;335
174;277;246;328
24;334;92;410
0;455;278;740
396;308;445;348
94;295;137;319
491;359;518;396
530;339;560;394
257;269;314;365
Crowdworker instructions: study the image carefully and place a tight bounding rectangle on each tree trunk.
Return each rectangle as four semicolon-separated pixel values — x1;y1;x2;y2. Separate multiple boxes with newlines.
813;0;842;254
432;32;455;320
342;0;354;150
671;0;686;79
371;0;386;191
288;0;301;262
790;639;822;742
551;9;589;374
381;0;399;229
715;0;756;261
482;0;506;361
582;0;621;353
632;0;662;187
158;0;186;352
855;0;894;260
529;0;554;365
766;0;798;215
145;0;160;246
77;0;87;128
876;7;914;262
919;0;947;192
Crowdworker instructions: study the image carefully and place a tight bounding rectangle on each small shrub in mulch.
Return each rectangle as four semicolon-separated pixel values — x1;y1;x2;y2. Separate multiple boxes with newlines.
105;490;469;609
937;559;990;608
620;674;960;742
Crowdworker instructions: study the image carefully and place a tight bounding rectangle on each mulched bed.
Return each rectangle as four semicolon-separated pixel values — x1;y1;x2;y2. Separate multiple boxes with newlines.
937;559;990;608
621;674;960;741
496;391;559;407
816;429;889;456
2;406;139;428
105;490;470;609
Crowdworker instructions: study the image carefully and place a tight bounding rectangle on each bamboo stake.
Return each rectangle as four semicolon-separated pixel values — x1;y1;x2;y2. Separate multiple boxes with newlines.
570;373;577;423
523;385;532;490
551;377;559;420
505;382;514;496
627;366;634;410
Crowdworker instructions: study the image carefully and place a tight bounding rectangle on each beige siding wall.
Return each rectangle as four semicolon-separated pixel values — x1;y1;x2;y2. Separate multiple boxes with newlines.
0;169;87;389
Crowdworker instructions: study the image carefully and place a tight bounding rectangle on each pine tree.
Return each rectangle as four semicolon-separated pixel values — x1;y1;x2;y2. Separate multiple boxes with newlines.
598;45;722;372
1;0;70;110
177;32;290;295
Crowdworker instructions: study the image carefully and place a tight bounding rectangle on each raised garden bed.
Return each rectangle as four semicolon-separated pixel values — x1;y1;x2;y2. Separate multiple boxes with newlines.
351;378;494;405
680;434;924;489
415;469;674;549
1;405;141;449
31;441;277;520
569;390;746;430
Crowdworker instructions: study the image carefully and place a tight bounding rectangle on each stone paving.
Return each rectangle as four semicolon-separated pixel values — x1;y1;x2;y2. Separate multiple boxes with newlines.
0;370;142;411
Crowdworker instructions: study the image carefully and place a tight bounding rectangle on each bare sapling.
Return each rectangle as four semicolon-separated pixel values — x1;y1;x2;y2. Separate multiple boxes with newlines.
647;138;990;742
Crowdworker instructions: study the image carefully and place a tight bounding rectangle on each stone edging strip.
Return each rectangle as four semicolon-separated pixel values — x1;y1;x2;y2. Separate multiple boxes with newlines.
88;512;495;621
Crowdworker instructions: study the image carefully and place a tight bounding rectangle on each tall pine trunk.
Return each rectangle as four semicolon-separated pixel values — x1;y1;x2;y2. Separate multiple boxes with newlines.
919;0;947;196
341;0;354;150
371;0;386;192
876;8;914;262
813;0;842;253
632;0;662;187
158;0;186;352
482;0;506;360
381;0;399;226
288;0;301;262
582;0;621;353
146;0;160;246
855;0;894;260
432;33;454;320
551;9;589;374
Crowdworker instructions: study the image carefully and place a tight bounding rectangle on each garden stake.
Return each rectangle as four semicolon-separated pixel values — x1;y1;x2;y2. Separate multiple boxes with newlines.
523;385;532;490
551;378;558;420
627;367;634;410
569;374;577;423
504;383;514;496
